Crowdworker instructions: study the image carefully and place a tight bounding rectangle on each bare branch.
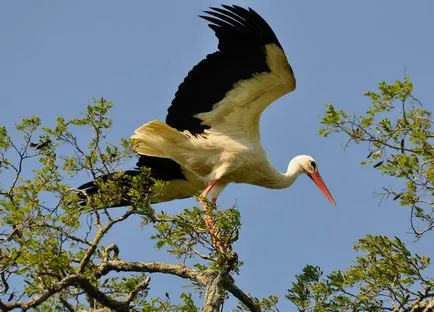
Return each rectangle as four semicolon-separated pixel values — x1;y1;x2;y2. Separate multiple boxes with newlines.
97;260;210;286
223;276;261;312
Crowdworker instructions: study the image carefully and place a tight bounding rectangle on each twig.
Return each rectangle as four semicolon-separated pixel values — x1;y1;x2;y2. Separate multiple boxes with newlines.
124;276;151;306
79;210;135;273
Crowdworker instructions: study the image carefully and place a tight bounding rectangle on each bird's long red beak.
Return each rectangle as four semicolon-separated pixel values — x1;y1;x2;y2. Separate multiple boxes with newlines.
308;171;336;206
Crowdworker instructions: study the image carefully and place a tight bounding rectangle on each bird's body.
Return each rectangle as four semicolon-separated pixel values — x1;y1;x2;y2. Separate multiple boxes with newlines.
131;5;297;200
78;5;335;209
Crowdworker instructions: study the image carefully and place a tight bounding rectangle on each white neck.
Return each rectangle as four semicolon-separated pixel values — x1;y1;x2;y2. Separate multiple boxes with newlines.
265;156;305;189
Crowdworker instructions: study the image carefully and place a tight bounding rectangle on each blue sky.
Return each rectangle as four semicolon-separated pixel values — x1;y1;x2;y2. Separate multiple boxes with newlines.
2;0;434;309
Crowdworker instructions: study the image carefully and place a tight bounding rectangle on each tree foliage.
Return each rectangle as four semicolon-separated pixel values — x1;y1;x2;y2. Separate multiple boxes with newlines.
287;78;434;311
1;78;433;311
321;77;434;237
0;99;275;311
287;235;433;311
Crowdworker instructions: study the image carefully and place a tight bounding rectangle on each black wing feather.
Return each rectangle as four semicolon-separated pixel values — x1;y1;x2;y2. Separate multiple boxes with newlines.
202;11;247;31
165;5;282;135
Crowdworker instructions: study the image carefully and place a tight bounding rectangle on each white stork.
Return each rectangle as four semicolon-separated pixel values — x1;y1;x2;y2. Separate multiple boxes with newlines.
78;5;335;213
131;5;336;206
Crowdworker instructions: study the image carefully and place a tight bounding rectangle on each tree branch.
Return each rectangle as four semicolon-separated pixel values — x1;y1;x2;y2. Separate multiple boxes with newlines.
97;260;210;286
73;275;129;311
79;210;135;273
1;274;131;311
124;276;151;306
203;272;225;312
223;276;262;312
60;296;76;312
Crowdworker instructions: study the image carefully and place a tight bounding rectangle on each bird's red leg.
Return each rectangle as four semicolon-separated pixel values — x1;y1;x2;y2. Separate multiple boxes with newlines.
198;179;225;251
200;179;218;198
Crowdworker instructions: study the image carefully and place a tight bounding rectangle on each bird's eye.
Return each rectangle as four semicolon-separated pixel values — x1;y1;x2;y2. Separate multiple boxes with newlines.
310;161;316;169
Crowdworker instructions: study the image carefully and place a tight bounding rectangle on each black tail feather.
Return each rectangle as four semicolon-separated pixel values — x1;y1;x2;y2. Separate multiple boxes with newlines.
76;170;143;208
76;156;187;208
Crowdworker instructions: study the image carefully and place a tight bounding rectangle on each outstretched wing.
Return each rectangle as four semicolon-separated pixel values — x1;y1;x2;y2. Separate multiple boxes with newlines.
166;5;296;140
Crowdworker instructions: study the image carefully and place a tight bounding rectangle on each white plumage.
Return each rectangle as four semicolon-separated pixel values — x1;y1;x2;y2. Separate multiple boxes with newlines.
130;5;335;205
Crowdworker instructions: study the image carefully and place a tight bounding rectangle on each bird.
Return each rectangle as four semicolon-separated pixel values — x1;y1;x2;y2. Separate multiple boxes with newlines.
77;5;335;214
130;5;336;206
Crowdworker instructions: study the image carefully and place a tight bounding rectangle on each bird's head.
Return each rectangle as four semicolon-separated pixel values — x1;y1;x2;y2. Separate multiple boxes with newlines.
297;155;318;174
293;155;336;206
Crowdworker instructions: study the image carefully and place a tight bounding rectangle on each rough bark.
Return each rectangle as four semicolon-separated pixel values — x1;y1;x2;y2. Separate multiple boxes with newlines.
203;273;225;312
409;298;434;312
